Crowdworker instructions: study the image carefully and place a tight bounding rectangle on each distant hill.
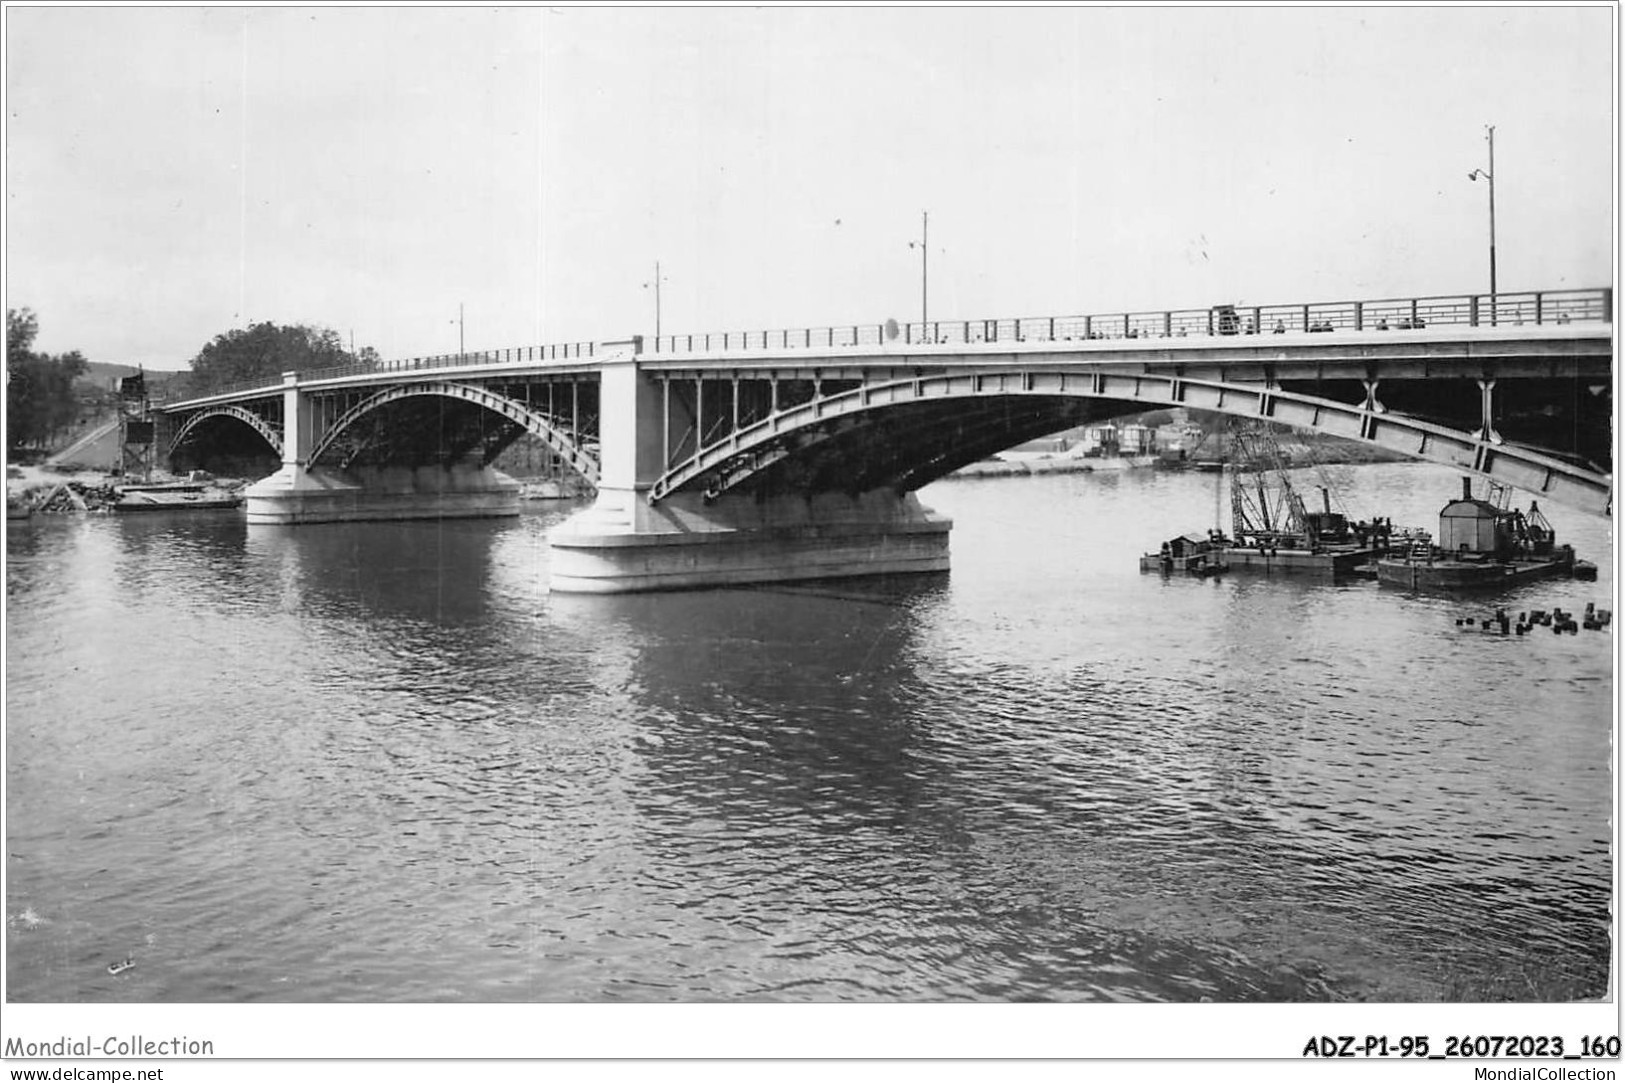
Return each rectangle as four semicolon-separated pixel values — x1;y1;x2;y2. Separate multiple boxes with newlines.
78;361;185;393
80;361;140;390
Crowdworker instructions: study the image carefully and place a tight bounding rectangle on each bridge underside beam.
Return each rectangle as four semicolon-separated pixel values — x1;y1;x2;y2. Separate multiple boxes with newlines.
1145;376;1611;516
652;368;1612;518
1316;376;1613;474
711;396;1104;498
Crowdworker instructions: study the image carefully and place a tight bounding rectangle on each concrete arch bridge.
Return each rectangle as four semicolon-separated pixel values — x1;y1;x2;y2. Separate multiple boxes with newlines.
154;287;1612;591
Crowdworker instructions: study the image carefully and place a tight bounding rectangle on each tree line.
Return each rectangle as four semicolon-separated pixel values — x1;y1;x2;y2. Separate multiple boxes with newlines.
167;322;380;399
6;310;384;459
7;308;89;457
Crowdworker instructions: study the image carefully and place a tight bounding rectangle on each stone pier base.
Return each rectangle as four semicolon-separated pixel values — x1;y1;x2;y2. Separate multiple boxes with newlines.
548;488;952;593
245;464;520;525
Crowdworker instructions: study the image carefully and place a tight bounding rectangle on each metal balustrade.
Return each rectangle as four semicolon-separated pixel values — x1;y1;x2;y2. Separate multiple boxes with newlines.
156;340;600;404
646;287;1610;355
292;340;600;388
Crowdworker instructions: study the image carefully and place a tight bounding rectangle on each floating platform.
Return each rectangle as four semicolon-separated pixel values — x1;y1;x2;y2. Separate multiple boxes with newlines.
1137;552;1222;578
1140;532;1227;577
1375;478;1584;593
1216;544;1385;578
1376;547;1577;592
1138;552;1227;577
114;483;243;512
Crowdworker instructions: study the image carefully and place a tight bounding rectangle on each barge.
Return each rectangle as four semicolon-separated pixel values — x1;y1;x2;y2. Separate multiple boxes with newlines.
1140;532;1228;576
1142;422;1398;579
1376;478;1579;592
113;482;243;512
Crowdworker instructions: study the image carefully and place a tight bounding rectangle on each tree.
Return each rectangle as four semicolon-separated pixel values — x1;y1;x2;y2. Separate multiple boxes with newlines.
7;308;88;456
1135;409;1177;429
9;308;38;367
185;322;372;396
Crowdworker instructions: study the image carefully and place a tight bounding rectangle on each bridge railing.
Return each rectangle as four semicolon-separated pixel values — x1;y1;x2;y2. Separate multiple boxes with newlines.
645;287;1611;354
293;340;601;387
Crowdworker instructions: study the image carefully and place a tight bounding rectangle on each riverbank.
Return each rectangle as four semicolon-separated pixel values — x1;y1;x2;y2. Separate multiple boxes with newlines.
951;455;1159;479
948;437;1408;481
6;464;247;515
7;463;589;515
516;476;593;501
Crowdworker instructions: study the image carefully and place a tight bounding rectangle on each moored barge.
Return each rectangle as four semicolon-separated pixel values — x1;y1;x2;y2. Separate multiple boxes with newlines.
1143;422;1398;579
1141;532;1228;576
113;482;243;512
1376;478;1578;592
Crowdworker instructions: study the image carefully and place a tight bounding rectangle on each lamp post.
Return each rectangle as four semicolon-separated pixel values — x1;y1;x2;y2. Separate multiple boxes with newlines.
907;211;929;324
1468;125;1496;325
643;261;667;340
450;303;464;359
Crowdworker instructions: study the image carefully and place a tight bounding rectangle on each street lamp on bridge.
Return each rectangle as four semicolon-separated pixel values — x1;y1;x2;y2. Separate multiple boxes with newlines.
1467;125;1497;325
907;211;929;324
643;261;668;340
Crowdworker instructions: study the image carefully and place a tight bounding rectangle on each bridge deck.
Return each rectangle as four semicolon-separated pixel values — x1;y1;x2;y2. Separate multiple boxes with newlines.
156;286;1610;410
160;321;1609;412
636;323;1609;377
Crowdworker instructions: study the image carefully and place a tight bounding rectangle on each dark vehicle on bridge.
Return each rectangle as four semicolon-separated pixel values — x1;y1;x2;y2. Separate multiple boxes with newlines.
1212;304;1241;335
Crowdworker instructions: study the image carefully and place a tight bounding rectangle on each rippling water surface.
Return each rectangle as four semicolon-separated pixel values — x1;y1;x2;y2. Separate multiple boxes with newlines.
5;461;1613;1002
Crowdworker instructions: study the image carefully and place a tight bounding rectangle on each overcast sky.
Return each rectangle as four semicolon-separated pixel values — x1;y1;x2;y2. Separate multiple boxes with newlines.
4;6;1615;370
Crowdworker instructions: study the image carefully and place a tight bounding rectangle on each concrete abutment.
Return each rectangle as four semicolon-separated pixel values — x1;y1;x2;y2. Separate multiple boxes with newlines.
547;487;952;593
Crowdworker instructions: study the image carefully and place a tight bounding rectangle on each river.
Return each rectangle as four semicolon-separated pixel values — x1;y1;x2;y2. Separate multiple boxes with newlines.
4;460;1614;1005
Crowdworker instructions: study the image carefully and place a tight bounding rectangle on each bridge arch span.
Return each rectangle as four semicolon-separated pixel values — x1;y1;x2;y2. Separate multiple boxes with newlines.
650;368;1610;516
308;381;600;485
168;404;284;459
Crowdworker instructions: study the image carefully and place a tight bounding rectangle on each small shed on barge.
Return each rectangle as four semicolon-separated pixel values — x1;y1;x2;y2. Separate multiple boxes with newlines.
1437;477;1509;555
1140;531;1227;574
1163;533;1213;562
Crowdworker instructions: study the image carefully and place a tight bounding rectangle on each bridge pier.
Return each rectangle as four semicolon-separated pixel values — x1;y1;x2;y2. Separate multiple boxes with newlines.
547;356;950;592
548;487;951;593
245;463;521;525
243;372;521;525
